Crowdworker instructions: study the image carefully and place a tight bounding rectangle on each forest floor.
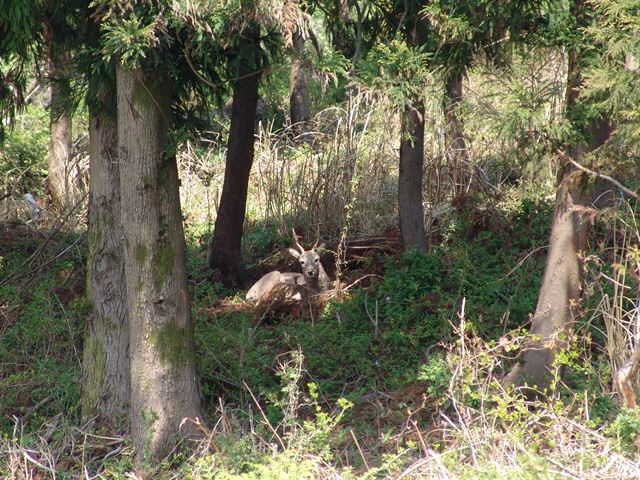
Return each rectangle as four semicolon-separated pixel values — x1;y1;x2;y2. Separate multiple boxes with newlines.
1;192;640;479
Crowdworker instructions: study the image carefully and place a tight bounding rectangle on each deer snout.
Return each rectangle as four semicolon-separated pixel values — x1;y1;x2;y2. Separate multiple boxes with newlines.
306;269;316;277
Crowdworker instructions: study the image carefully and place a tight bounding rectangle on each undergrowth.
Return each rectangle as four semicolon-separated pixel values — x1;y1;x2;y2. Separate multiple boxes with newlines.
194;194;551;410
3;183;638;479
0;233;86;434
1;86;638;478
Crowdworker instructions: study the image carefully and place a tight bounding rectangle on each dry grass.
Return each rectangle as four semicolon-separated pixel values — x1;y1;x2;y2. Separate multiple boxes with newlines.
0;415;129;480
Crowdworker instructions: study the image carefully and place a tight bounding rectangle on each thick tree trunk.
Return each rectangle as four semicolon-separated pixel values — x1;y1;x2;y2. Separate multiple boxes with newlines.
504;165;593;389
47;47;73;206
289;29;311;129
506;18;613;389
81;101;130;428
117;64;203;468
398;98;427;252
210;52;260;286
444;71;469;197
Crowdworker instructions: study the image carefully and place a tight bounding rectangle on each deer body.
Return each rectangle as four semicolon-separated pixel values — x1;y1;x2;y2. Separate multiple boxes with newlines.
246;230;331;303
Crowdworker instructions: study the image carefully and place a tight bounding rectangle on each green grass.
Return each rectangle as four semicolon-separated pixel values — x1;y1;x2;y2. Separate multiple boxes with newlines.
0;253;85;433
2;186;632;478
192;193;552;414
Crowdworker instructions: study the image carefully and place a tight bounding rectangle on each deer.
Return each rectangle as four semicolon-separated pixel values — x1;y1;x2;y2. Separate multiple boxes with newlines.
246;229;331;303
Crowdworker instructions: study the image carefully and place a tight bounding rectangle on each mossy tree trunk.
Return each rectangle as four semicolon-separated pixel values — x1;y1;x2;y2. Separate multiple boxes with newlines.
289;29;311;130
210;32;260;286
46;44;74;206
116;63;203;468
398;97;427;252
444;70;469;198
81;90;130;428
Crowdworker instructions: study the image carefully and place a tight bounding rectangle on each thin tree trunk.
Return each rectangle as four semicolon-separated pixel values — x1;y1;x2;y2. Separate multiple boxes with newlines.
81;98;129;427
289;29;311;130
444;71;469;198
117;64;203;468
398;98;427;252
210;43;260;286
47;47;73;206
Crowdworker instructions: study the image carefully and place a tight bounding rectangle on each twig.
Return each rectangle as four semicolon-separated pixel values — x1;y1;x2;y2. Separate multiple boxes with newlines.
21;449;57;476
343;274;382;291
396;457;431;480
502;245;548;279
410;419;430;458
0;191;88;288
538;453;583;480
243;381;286;451
349;430;370;471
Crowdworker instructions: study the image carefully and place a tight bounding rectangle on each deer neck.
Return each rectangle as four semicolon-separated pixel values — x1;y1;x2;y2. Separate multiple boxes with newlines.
303;267;329;294
317;263;330;291
304;273;321;293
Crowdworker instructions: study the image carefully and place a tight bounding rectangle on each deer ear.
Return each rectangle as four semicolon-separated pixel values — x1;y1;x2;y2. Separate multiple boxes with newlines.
315;243;326;251
288;248;301;258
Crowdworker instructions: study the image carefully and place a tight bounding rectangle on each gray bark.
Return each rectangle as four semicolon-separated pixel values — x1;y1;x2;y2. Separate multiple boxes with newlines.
504;166;592;389
289;29;311;129
81;104;130;427
398;98;427;252
116;63;203;468
444;71;469;197
47;48;74;206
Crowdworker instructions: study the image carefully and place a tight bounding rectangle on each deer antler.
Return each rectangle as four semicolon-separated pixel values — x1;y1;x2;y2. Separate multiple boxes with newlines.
292;228;305;253
313;225;321;249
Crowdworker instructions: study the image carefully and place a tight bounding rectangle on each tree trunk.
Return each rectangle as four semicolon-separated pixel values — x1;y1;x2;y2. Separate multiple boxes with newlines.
398;98;427;252
504;165;593;389
210;50;260;286
116;64;203;468
81;98;130;428
444;71;469;198
505;17;613;389
47;47;73;206
289;29;311;130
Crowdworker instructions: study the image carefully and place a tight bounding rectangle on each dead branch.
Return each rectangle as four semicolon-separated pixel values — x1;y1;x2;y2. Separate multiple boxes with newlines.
563;154;640;201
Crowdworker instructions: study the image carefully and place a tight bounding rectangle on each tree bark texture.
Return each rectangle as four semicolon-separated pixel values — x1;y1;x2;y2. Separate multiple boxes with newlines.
504;165;593;389
289;29;311;129
444;71;469;197
210;55;260;286
117;64;203;468
398;98;427;252
81;103;130;428
47;47;74;206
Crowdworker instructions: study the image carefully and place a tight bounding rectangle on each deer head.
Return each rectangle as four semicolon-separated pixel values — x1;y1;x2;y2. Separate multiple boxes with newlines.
288;229;330;292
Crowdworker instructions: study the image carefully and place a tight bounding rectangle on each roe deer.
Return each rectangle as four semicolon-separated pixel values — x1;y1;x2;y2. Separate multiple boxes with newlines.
246;229;331;303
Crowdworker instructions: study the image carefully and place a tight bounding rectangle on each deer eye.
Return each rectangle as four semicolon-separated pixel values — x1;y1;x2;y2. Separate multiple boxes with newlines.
314;258;319;263
300;261;305;265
